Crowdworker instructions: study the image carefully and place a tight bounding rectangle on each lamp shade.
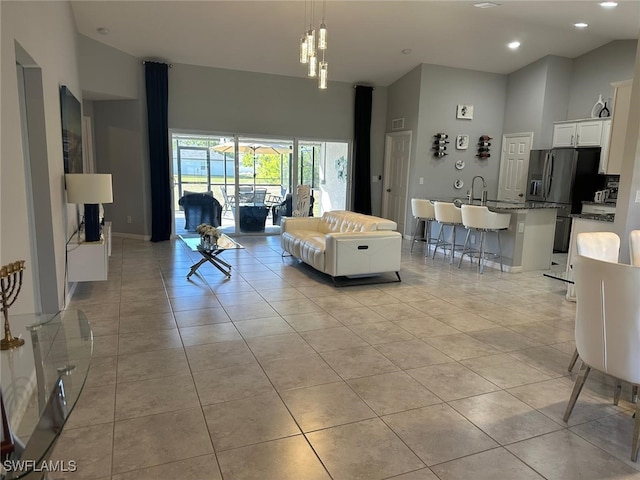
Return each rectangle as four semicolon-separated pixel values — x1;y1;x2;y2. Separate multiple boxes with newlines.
65;174;113;204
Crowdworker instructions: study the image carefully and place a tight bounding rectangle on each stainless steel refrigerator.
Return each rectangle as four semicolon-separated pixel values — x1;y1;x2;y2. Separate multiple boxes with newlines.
526;148;603;252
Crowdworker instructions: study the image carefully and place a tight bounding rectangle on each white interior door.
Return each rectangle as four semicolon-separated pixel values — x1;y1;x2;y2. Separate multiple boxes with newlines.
382;131;411;235
498;133;533;203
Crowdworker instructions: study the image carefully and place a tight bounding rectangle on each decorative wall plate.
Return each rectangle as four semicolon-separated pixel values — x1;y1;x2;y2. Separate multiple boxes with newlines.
455;160;465;170
454;179;464;189
456;134;469;150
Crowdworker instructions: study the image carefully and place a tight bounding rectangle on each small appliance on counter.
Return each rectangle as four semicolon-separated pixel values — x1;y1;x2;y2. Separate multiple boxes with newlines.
594;190;610;203
603;175;619;204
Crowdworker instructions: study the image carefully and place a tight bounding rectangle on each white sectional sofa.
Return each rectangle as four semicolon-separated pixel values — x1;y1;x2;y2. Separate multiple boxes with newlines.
281;210;402;281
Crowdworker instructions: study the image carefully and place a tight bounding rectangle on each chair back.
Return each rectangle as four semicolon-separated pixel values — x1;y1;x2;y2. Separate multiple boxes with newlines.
434;202;462;224
293;185;312;217
630;230;640;266
573;254;640;384
411;199;435;220
576;232;620;263
461;205;511;230
253;188;267;206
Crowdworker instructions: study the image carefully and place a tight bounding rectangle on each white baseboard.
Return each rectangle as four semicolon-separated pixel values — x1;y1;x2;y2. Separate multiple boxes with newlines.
65;280;78;308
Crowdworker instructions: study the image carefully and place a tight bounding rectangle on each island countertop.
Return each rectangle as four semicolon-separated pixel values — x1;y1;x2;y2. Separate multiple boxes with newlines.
570;213;615;222
428;199;564;211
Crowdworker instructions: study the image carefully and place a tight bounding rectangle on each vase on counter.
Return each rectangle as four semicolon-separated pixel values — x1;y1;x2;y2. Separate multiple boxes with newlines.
599;101;610;118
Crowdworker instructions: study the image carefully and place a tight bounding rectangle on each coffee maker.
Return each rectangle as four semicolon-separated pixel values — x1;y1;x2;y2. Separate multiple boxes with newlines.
604;175;619;204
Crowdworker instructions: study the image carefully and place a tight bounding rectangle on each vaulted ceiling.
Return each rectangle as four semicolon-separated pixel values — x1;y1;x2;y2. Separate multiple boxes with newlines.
71;1;640;86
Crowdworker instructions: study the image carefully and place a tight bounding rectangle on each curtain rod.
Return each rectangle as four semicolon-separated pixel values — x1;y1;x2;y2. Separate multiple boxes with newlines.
142;61;173;68
353;84;375;90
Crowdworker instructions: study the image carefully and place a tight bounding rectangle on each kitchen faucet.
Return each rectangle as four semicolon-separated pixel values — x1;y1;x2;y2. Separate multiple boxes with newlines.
470;175;487;205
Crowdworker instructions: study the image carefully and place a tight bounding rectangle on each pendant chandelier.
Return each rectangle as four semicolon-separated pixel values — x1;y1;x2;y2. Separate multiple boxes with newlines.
299;0;328;89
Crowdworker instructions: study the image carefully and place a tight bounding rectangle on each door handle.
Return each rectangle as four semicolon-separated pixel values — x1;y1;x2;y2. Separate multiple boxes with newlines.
386;188;391;193
570;134;574;145
575;134;579;146
518;193;524;197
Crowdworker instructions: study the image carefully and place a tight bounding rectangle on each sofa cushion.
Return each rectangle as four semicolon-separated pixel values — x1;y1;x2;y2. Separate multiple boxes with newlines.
318;211;393;234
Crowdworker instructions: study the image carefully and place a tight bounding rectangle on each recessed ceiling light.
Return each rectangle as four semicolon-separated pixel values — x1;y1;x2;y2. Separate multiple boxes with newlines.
401;49;412;55
96;27;110;35
599;2;618;7
574;22;589;28
473;2;501;8
508;41;520;50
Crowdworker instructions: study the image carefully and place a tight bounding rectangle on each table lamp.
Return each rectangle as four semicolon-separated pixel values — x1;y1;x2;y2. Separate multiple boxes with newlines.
65;174;113;242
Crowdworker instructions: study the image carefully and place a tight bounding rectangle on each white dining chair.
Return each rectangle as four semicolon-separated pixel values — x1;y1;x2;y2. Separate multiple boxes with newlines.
630;230;640;266
567;232;620;372
563;254;640;461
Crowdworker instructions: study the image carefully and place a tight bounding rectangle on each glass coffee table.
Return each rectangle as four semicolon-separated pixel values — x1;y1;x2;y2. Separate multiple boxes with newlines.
180;234;244;279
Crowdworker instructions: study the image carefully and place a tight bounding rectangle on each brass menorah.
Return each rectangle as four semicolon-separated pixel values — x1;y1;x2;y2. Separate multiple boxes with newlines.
1;260;26;350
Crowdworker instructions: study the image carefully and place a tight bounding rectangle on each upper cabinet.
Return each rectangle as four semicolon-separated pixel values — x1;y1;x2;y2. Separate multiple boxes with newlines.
552;119;606;148
604;80;632;176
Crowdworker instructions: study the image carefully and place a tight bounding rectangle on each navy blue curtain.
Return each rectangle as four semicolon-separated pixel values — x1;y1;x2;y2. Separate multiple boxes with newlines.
144;62;171;242
353;85;373;214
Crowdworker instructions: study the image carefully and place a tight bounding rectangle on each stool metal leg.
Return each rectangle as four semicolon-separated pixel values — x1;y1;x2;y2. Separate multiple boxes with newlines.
479;230;486;274
432;224;444;259
410;216;421;252
449;225;457;264
458;229;471;268
497;230;504;272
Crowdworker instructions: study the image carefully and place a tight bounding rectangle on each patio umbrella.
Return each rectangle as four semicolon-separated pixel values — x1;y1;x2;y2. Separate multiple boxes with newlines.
212;142;291;189
212;142;291;155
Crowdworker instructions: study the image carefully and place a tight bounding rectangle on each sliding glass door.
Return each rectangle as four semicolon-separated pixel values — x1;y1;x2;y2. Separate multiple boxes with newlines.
171;132;349;237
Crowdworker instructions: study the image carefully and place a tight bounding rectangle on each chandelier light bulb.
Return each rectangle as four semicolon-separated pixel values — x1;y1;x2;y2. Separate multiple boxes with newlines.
308;55;318;77
318;22;327;50
307;29;316;58
300;36;309;64
319;62;328;89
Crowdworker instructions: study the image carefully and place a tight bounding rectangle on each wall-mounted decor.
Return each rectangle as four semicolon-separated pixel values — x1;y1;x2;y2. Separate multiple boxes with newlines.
60;85;83;174
455;160;465;170
456;134;469;150
476;135;492;159
454;179;464;189
433;133;449;158
456;104;473;120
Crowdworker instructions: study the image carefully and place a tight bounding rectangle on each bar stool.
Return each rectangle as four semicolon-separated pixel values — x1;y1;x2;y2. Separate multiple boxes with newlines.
432;202;463;264
410;199;436;253
457;205;511;273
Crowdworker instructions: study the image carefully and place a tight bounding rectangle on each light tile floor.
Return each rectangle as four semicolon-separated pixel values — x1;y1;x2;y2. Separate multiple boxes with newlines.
49;236;640;479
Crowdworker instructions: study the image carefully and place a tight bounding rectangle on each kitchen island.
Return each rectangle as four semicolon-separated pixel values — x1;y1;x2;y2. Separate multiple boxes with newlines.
428;199;562;272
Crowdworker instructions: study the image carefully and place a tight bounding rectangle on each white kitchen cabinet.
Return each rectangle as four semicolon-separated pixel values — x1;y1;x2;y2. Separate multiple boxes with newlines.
552;118;609;149
575;120;604;146
605;80;632;175
599;119;612;173
552;123;576;147
67;221;111;282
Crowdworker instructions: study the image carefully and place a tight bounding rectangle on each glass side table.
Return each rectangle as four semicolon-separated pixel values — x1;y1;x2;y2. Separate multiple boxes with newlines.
1;310;92;479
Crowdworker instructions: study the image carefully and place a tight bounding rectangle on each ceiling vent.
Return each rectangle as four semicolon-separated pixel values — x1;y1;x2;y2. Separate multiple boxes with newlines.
391;118;405;130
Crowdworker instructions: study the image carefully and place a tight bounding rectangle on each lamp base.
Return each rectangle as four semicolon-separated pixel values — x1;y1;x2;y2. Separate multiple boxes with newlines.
84;203;101;242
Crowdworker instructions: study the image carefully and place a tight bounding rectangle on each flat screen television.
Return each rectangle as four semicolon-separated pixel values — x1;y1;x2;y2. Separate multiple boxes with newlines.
60;85;83;174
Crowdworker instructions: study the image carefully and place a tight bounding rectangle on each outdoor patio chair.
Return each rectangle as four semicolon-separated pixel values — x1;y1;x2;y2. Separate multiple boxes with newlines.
178;193;222;231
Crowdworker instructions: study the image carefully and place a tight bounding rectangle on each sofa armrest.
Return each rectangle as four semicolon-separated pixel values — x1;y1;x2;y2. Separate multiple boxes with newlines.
324;231;402;277
281;216;321;233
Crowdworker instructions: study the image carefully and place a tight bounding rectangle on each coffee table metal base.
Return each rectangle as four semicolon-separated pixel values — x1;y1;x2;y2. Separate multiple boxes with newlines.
187;247;233;279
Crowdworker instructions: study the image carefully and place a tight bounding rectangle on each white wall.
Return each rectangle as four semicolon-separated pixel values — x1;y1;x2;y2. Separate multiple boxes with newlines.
1;1;81;313
568;40;637;120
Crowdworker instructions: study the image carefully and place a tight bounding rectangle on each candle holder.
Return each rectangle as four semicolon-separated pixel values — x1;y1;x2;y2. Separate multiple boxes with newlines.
1;260;26;350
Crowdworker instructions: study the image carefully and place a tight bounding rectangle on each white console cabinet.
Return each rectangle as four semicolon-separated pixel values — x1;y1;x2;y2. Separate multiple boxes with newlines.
67;221;111;282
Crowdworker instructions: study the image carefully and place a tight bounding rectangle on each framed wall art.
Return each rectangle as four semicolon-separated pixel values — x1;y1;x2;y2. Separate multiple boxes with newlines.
60;85;83;174
456;104;473;120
